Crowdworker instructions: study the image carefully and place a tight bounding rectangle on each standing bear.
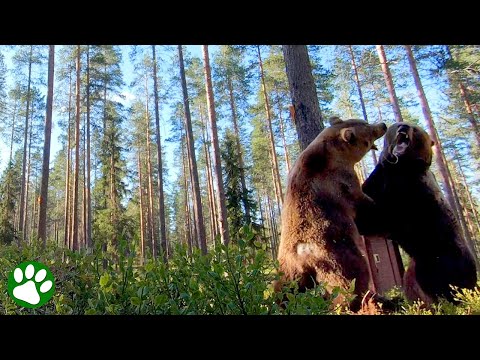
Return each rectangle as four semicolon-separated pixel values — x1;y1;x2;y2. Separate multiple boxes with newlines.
360;122;478;304
275;117;387;311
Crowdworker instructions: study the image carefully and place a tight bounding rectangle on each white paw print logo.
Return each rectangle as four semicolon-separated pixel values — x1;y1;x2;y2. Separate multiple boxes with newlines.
8;261;55;309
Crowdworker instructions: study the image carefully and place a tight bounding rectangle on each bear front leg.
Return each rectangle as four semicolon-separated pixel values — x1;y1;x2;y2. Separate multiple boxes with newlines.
355;193;388;236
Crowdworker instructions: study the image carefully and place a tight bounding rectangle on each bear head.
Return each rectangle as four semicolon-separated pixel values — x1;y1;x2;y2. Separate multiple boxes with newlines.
319;117;387;164
380;122;434;167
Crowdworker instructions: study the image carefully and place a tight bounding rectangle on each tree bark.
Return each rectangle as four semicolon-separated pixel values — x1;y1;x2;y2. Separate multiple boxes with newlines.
86;45;92;249
181;134;193;256
9;98;17;165
64;70;72;248
348;45;377;165
72;45;81;251
145;75;157;259
18;45;33;244
404;45;458;216
202;45;230;246
23;122;33;243
454;148;480;235
151;45;168;261
258;46;284;206
282;45;324;150
458;82;480;150
178;45;207;254
6;97;18;233
276;99;291;173
199;105;218;242
38;45;55;247
376;45;404;123
138;153;146;264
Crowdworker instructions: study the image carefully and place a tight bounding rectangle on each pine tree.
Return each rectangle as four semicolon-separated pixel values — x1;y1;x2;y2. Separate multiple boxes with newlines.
282;45;324;150
38;45;55;247
178;45;207;254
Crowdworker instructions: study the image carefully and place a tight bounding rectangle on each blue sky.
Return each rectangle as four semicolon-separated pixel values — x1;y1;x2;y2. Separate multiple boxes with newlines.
0;45;478;199
0;45;213;176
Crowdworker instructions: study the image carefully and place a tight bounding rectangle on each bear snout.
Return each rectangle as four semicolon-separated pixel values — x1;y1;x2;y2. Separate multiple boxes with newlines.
373;123;387;138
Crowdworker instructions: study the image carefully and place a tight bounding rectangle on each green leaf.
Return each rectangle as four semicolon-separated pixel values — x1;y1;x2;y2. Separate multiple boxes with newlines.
130;297;141;306
154;295;167;306
145;262;154;272
99;274;110;287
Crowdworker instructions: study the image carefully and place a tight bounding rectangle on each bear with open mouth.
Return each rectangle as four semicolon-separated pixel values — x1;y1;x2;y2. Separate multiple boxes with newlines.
359;122;478;305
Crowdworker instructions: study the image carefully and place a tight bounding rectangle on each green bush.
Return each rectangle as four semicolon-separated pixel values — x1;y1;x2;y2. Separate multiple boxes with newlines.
0;235;337;315
2;238;479;315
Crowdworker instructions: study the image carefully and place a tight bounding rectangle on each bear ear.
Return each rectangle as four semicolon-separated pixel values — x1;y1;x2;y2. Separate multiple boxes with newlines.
340;127;355;143
329;116;343;126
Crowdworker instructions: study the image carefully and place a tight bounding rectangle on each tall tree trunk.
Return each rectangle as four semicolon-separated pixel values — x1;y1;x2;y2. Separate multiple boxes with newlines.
440;139;474;255
181;135;193;256
276;99;291;173
432;125;477;264
178;45;207;254
144;74;158;259
227;76;251;223
23;127;33;243
200;106;218;243
454;148;480;234
30;177;38;241
6;97;18;232
144;156;152;254
86;45;92;249
151;45;168;261
258;46;284;206
404;45;459;216
64;71;72;248
348;45;377;165
376;45;404;123
447;158;478;258
9;98;18;165
202;45;230;246
19;45;33;244
82;112;87;249
257;192;267;245
72;45;81;251
282;45;323;150
102;60;108;268
458;82;480;150
110;134;118;250
138;153;146;264
38;45;55;247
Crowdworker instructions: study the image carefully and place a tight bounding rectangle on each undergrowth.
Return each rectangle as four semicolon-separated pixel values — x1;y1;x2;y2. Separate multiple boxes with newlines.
1;235;479;315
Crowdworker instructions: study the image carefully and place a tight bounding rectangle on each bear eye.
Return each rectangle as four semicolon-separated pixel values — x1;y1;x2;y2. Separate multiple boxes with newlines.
364;141;369;147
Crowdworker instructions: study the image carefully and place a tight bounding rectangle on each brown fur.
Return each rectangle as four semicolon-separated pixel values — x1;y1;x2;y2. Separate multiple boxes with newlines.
276;118;387;312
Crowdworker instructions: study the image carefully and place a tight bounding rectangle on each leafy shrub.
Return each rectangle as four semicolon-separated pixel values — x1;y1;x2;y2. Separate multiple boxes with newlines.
0;233;336;315
2;237;478;315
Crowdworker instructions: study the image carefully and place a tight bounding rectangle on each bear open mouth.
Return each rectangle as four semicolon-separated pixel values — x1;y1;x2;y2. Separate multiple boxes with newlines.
393;131;410;156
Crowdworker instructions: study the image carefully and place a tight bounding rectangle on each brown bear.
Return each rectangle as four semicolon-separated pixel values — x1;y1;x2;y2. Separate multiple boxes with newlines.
359;122;478;305
275;117;387;312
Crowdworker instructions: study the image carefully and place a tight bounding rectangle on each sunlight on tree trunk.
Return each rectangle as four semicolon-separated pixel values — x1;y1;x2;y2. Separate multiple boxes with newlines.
376;45;403;123
38;45;55;248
